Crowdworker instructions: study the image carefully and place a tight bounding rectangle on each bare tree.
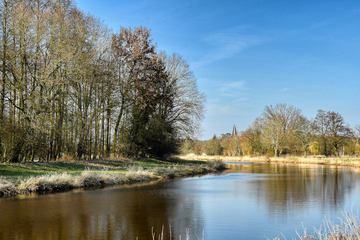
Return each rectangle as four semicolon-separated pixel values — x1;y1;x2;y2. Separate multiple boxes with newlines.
261;103;302;157
241;117;263;156
326;111;352;155
294;116;315;157
353;125;360;154
314;110;352;156
159;51;205;139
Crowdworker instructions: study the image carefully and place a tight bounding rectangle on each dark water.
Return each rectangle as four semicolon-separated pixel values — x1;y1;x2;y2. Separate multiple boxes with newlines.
1;162;360;240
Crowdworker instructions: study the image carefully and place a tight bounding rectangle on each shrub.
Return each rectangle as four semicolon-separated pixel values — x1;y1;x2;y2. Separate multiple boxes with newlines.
207;160;226;170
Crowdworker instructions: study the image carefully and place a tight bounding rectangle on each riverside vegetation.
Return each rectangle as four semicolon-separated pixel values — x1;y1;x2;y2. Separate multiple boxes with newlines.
145;212;360;240
273;212;360;240
0;158;226;197
182;104;360;158
0;0;205;163
179;155;360;168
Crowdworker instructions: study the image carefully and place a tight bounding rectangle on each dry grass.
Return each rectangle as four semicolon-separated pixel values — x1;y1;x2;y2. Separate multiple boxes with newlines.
150;161;223;179
20;172;77;192
81;169;128;187
136;225;204;240
271;212;360;240
207;159;226;170
152;166;178;178
19;169;129;192
298;212;360;240
0;177;20;196
178;155;360;168
0;158;225;196
125;166;157;182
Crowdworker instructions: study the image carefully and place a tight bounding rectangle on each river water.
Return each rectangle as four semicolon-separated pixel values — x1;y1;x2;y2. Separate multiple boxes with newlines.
1;162;360;240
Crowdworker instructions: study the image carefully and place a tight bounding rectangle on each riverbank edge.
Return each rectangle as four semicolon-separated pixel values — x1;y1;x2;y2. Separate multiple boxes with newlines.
0;159;226;197
177;155;360;168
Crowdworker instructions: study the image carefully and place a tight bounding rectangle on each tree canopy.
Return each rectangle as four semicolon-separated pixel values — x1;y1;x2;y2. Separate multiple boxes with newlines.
186;104;358;158
0;0;205;162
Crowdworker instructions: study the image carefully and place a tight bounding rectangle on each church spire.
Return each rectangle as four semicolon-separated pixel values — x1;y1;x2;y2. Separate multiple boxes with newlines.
232;124;237;138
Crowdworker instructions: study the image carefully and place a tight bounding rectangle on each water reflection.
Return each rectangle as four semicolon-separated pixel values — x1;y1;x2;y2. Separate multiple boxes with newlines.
226;163;360;212
0;163;360;240
0;180;205;240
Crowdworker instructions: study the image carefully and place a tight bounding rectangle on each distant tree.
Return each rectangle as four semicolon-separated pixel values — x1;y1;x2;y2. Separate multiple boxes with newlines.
355;125;360;138
205;136;222;155
314;110;329;156
221;137;241;156
326;111;352;155
261;104;302;157
353;125;360;154
294;116;315;157
181;136;194;154
314;110;352;156
193;141;203;155
230;137;241;156
309;141;319;155
220;133;232;139
241;117;263;155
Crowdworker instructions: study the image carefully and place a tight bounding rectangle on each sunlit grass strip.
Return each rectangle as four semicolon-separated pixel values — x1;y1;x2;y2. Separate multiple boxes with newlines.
19;168;153;193
0;159;225;196
179;155;360;167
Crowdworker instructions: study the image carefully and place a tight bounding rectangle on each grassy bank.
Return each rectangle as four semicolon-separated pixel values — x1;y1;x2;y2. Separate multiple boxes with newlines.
178;154;360;168
0;158;225;197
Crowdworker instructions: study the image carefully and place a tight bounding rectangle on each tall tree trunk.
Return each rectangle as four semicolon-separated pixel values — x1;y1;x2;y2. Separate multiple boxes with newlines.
112;99;124;156
105;96;111;157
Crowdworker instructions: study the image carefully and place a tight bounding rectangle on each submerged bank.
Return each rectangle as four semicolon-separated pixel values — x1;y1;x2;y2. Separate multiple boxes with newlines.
178;155;360;168
0;158;225;197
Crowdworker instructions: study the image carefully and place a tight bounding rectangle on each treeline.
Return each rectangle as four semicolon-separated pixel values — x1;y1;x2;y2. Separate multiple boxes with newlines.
0;0;205;162
183;104;359;157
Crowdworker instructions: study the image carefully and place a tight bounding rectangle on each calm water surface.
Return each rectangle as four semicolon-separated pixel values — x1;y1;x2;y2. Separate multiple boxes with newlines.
1;162;360;239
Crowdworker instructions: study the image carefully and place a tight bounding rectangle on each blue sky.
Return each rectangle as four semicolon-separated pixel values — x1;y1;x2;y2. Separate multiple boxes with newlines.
76;0;360;140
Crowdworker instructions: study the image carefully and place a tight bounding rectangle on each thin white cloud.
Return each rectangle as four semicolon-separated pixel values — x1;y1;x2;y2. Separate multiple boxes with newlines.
208;98;221;103
206;103;241;116
192;27;266;68
220;81;246;97
281;88;289;92
237;97;248;101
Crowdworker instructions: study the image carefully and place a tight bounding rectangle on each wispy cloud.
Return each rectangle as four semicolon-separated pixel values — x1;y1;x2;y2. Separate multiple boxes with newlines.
208;98;221;103
237;97;248;101
206;103;242;116
192;26;266;68
281;88;289;92
220;81;246;97
309;9;360;31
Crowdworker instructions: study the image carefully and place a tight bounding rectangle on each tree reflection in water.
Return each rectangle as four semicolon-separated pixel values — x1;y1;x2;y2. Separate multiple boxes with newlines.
227;163;359;213
0;163;360;239
0;180;204;240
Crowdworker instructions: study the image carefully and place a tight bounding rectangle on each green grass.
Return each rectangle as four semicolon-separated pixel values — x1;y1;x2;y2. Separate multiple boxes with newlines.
0;162;90;181
165;158;207;165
